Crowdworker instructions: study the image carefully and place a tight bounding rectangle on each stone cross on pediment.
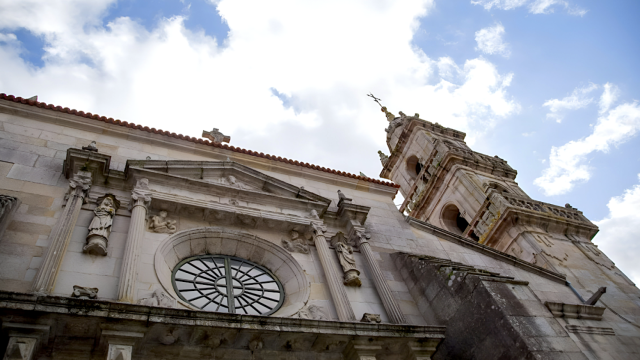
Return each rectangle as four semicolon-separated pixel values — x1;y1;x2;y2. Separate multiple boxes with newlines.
202;128;231;144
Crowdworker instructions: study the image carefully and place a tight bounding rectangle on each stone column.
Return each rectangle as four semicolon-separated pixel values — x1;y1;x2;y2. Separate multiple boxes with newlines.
311;223;356;322
117;179;152;303
355;231;407;324
31;171;92;294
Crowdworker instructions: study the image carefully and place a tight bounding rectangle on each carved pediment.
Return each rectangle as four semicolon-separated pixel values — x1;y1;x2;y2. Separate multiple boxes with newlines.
124;161;331;231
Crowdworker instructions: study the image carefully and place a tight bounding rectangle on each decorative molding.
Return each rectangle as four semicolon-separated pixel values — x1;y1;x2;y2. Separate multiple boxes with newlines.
565;325;615;336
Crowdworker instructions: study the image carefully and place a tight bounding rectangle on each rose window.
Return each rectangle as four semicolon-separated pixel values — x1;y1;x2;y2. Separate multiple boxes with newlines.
172;255;284;315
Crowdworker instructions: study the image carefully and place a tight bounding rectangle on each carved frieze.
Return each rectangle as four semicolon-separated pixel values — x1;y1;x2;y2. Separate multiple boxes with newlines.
148;211;177;234
137;289;176;308
282;230;310;254
84;194;120;256
294;304;329;320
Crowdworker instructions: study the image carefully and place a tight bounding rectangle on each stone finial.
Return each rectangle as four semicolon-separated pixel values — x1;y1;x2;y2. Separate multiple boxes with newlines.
82;141;98;152
378;150;389;166
359;172;367;177
202;128;230;144
71;285;98;299
360;313;382;323
381;106;396;122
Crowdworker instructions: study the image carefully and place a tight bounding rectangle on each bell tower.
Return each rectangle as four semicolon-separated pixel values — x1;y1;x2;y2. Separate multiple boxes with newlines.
377;106;601;274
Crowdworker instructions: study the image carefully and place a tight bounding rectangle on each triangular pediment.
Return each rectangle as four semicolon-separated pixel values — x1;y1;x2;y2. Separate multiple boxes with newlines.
125;160;331;208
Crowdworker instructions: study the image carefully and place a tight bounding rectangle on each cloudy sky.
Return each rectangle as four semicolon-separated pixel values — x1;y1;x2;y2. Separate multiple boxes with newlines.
1;0;639;282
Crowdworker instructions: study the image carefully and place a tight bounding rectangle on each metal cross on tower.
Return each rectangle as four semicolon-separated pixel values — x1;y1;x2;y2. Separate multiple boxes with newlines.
367;93;383;108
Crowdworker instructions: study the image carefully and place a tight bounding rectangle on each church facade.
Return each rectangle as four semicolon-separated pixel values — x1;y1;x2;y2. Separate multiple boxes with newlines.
0;94;638;359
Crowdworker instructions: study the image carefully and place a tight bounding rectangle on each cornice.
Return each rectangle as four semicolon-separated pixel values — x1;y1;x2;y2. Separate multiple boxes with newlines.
405;216;568;285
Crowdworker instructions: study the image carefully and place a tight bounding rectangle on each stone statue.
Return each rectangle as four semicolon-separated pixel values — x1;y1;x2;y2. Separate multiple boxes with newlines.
138;289;176;308
71;285;98;299
282;230;310;254
331;232;361;287
309;209;320;220
378;150;389;166
148;211;177;234
84;194;119;256
295;304;328;320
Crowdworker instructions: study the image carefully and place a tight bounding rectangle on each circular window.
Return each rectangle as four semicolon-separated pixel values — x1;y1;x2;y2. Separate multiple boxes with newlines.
172;255;284;315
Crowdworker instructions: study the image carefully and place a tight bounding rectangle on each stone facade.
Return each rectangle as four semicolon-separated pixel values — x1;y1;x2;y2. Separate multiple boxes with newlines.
0;96;638;359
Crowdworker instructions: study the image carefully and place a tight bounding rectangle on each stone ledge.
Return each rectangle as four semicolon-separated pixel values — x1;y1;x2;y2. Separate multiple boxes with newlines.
0;290;446;339
545;301;606;321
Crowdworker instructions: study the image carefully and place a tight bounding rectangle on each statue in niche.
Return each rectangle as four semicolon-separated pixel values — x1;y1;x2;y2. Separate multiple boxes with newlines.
282;230;310;254
148;211;177;234
84;194;119;256
295;304;328;320
138;289;176;308
330;232;361;287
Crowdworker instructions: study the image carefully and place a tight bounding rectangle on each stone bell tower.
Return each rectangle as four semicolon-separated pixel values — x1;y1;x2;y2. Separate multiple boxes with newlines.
377;106;614;277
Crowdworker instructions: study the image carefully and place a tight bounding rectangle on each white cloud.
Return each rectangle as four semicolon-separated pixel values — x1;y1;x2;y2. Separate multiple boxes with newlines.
599;82;620;114
542;83;598;123
0;0;519;177
535;85;640;195
471;0;587;16
475;23;510;58
594;174;640;285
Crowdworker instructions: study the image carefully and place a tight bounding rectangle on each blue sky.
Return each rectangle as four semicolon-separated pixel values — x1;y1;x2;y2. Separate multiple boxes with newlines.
1;0;639;281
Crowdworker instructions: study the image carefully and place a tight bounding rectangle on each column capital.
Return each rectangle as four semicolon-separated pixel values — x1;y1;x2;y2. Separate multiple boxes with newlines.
311;222;327;235
68;171;92;199
130;178;152;209
350;228;370;247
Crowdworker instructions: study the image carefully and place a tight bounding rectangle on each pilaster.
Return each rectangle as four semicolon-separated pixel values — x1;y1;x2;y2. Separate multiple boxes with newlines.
117;179;152;303
311;222;356;322
31;171;92;294
353;230;407;324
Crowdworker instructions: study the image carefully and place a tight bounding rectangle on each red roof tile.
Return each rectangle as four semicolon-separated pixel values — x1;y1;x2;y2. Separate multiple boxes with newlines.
0;93;399;188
